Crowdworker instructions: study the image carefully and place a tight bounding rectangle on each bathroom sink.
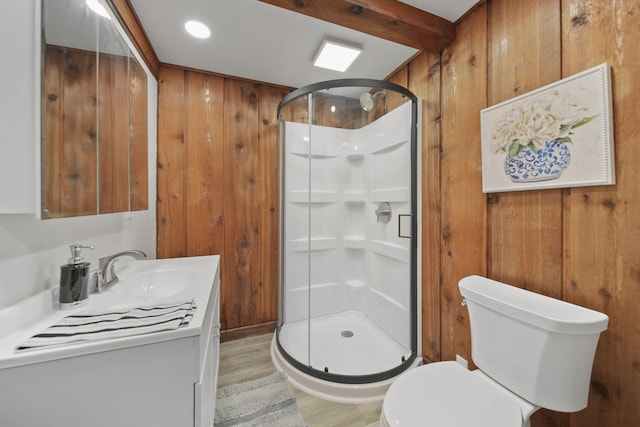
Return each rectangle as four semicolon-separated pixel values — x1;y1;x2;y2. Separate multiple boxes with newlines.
93;269;196;307
123;270;195;300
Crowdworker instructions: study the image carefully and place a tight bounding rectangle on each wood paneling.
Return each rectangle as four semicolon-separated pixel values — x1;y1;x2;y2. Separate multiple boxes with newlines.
438;5;487;363
562;0;640;426
42;46;148;218
185;72;225;257
407;51;442;362
258;86;286;323
129;58;149;211
386;66;409;111
486;0;564;301
220;321;277;343
157;68;289;331
222;80;262;330
258;0;456;53
157;67;187;258
484;1;566;425
99;54;130;214
41;47;98;218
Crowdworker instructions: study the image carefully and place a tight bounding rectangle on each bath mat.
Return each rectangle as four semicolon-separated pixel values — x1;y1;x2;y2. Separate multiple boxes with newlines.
215;371;307;427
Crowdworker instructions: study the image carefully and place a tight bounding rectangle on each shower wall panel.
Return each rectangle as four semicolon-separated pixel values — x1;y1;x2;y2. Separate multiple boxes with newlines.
283;102;413;351
361;102;413;350
283;123;351;323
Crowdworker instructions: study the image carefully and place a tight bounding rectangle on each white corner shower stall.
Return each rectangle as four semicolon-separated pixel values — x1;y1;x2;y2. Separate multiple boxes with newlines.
271;79;421;403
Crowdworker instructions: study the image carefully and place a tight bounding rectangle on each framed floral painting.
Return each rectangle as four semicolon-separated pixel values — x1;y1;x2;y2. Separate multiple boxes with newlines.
480;63;615;193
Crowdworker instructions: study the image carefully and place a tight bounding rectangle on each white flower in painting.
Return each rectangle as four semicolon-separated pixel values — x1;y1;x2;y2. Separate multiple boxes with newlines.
540;90;589;126
491;91;595;156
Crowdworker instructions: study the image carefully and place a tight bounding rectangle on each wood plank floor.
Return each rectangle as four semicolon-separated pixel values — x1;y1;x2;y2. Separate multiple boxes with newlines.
218;333;382;427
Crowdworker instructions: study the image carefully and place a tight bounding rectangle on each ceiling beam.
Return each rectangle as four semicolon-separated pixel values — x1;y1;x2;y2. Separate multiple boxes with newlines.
108;0;160;77
258;0;456;53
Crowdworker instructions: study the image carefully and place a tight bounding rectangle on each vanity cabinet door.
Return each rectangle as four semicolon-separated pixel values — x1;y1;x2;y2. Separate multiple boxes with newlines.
195;327;216;427
194;275;220;427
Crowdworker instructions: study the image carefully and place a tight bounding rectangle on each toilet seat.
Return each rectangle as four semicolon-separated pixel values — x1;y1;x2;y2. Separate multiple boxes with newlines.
381;361;536;427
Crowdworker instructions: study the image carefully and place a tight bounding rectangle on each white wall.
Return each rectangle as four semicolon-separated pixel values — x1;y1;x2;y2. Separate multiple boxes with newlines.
0;0;36;213
0;0;157;310
0;209;157;310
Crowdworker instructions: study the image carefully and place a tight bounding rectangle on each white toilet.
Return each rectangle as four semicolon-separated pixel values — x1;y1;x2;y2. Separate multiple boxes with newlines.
381;275;609;427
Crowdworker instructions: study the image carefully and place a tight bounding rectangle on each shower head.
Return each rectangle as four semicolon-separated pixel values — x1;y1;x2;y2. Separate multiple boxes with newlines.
359;90;387;112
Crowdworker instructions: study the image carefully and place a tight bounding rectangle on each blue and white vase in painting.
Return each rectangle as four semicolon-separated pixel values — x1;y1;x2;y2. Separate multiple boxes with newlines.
504;139;571;183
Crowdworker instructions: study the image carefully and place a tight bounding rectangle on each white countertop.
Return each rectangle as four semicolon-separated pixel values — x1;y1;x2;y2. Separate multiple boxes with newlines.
0;255;219;370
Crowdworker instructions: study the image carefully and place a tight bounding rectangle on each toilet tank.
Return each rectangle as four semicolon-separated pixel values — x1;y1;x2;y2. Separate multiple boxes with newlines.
458;275;608;413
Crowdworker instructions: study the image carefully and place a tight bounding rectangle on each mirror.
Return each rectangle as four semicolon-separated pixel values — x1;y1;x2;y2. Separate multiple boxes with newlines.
40;0;148;219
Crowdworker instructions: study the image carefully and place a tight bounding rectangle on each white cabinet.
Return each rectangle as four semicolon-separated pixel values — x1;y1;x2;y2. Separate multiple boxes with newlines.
0;0;37;213
195;267;221;427
195;292;221;427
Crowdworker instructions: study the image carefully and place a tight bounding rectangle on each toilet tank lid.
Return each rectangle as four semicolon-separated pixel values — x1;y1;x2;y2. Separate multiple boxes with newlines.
459;276;609;335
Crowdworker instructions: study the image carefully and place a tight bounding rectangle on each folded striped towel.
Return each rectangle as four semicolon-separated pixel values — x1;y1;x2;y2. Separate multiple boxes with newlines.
16;299;196;352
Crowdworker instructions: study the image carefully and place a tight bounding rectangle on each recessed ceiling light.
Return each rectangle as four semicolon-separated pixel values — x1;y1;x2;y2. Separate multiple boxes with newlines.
313;39;362;72
86;0;110;19
185;20;211;39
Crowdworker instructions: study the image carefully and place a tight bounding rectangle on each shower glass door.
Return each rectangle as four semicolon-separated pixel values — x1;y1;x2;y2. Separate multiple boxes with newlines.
277;79;418;384
279;93;312;368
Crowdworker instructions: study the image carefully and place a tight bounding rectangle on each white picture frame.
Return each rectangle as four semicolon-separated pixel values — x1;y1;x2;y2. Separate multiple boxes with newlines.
480;63;615;193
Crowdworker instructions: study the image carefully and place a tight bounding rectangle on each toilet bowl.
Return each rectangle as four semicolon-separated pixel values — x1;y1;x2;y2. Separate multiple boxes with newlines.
381;361;537;427
381;275;608;427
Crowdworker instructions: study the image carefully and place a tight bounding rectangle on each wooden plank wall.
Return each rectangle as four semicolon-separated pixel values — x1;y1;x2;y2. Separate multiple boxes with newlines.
129;58;149;211
384;0;639;425
41;47;98;218
99;53;131;215
156;66;288;330
409;52;442;363
561;1;640;426
41;46;148;218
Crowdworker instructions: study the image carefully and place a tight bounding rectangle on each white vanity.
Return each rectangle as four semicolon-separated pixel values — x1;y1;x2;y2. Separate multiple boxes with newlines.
0;255;220;427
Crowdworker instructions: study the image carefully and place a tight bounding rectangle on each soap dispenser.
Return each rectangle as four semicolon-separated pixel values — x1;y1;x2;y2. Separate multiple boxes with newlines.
59;244;93;309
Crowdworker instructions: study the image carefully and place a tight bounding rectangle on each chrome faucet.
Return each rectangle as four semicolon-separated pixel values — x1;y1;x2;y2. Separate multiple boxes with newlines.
94;250;147;293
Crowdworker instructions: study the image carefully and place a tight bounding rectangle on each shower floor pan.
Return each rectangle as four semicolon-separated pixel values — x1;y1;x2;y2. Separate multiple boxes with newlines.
271;311;419;403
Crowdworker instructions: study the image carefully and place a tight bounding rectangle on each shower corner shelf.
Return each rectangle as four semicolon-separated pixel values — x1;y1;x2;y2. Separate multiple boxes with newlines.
288;237;338;252
370;239;409;262
343;192;366;204
370;139;409;156
288;190;338;205
290;152;339;160
344;235;366;249
370;187;410;203
346;279;365;288
345;153;365;162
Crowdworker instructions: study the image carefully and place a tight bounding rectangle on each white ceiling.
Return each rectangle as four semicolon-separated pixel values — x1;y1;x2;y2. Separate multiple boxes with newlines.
129;0;478;89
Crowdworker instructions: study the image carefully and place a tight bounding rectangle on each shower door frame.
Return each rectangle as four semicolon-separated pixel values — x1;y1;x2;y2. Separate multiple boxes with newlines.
276;78;419;385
